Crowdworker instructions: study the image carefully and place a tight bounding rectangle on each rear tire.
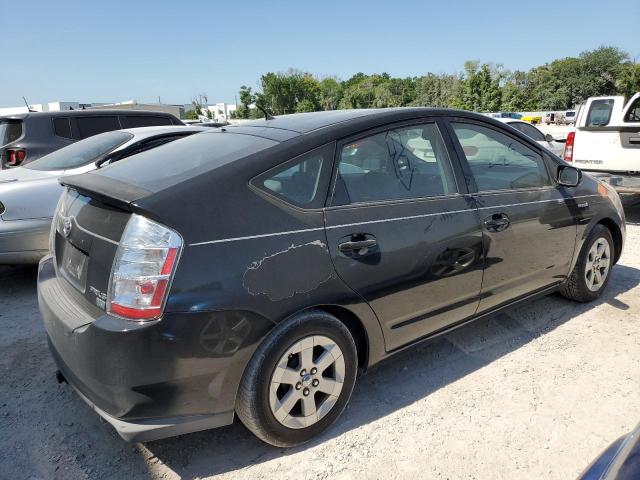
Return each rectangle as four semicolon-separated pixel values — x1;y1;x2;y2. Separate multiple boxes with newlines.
236;309;358;447
560;224;614;302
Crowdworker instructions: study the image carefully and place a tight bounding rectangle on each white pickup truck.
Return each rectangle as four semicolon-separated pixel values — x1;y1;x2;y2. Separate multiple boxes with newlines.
563;92;640;194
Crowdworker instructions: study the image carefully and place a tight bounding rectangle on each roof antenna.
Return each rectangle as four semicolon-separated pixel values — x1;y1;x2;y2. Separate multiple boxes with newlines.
255;103;274;120
22;96;37;113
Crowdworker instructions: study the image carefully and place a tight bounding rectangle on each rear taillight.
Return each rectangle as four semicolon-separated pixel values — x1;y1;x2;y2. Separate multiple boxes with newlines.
107;214;183;321
6;149;26;166
563;132;575;163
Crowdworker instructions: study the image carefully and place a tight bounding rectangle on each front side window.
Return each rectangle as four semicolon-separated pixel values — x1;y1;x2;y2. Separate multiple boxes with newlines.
333;123;457;205
586;99;614;127
259;145;328;207
451;122;550;191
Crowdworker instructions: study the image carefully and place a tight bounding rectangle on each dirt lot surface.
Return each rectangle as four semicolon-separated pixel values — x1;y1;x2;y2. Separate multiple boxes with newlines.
1;205;639;480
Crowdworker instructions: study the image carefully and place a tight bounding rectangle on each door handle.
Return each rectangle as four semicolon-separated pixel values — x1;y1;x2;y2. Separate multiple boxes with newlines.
483;213;511;232
338;238;378;256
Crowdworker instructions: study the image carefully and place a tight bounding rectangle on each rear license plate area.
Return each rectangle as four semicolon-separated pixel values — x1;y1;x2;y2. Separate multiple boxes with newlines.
59;241;89;293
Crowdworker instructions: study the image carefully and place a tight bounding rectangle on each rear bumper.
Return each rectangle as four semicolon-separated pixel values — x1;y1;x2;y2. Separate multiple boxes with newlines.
0;217;50;264
37;255;273;441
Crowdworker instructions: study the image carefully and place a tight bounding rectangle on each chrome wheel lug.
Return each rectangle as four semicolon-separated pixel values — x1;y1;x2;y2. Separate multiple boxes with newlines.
312;379;319;387
295;382;302;390
300;369;307;376
303;387;310;396
310;367;317;375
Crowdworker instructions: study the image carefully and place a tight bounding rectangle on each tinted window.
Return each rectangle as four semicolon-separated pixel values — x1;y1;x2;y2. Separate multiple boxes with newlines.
259;146;327;207
98;131;278;192
0;120;22;147
452;122;549;191
125;115;173;127
333;123;456;205
76;116;120;138
25;131;133;171
586;99;614;127
509;122;545;142
624;98;640;122
53;117;73;139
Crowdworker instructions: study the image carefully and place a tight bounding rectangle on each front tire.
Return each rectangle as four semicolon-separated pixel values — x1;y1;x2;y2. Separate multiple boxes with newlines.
236;309;358;447
560;224;614;302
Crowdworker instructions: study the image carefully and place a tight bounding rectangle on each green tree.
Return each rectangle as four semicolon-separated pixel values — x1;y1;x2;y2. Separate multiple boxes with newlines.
318;77;343;110
235;85;254;119
460;61;503;112
618;61;640;99
412;73;463;108
501;70;532;111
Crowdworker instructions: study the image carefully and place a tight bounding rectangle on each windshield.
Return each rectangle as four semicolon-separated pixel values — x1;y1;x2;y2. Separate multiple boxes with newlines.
25;131;133;171
0;120;23;147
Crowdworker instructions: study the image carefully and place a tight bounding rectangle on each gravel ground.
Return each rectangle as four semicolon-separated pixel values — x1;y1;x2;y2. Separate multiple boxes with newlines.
1;204;639;480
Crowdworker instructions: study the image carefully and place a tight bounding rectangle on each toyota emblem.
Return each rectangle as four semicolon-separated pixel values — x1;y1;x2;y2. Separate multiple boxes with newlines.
62;218;73;238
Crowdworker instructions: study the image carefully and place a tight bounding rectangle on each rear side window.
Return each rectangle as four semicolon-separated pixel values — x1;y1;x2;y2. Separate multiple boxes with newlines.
76;116;121;138
624;98;640;122
257;144;332;208
0;120;23;146
586;99;614;127
53;117;73;139
124;115;173;127
451;122;550;191
333;123;457;205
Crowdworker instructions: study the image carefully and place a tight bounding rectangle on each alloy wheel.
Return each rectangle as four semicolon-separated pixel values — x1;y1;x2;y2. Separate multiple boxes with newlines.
584;237;611;292
269;335;345;429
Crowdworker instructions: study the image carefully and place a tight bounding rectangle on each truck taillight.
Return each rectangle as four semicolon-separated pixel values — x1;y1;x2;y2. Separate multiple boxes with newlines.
107;214;183;321
563;132;575;163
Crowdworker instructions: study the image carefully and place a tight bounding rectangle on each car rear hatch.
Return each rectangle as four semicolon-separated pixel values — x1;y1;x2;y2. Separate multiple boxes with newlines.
50;185;135;326
50;130;281;324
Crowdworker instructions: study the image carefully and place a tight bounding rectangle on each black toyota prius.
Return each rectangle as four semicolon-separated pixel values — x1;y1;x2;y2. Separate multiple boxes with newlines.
38;108;626;446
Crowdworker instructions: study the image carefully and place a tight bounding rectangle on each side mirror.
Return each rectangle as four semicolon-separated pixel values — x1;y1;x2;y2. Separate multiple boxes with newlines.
557;165;582;187
545;133;554;142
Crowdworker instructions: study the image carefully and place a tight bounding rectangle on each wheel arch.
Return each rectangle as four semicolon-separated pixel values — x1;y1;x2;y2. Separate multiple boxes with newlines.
302;305;370;371
596;217;623;264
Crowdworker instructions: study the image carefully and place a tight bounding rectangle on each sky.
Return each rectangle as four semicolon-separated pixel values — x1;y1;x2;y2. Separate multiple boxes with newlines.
1;0;638;107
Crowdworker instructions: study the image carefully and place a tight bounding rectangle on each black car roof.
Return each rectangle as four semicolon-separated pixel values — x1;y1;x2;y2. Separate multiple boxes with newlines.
226;108;489;137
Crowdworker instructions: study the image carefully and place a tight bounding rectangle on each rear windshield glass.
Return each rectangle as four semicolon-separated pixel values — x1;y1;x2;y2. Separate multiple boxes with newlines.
0;120;23;147
586;99;614;127
25;131;133;171
96;131;278;191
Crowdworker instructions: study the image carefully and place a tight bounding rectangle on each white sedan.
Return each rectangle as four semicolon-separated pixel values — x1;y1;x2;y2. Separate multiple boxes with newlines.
495;118;566;157
0;125;207;264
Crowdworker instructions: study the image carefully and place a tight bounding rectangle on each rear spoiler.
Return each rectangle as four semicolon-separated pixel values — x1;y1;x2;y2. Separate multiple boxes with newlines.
61;172;153;211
